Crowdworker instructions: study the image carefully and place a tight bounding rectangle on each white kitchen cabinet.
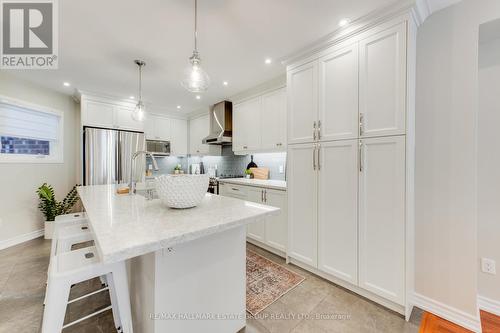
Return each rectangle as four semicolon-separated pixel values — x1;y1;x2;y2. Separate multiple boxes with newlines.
219;182;287;255
82;99;143;132
261;88;287;150
170;118;188;155
358;135;405;305
144;115;171;140
319;44;359;141
287;61;318;145
232;97;261;152
359;23;406;138
189;114;220;156
264;188;287;252
317;140;359;285
246;187;266;243
287;143;318;267
84;100;114;128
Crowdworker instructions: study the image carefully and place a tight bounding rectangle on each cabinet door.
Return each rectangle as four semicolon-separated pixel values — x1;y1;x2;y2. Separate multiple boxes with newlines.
83;100;114;128
261;88;287;151
189;116;204;154
144;114;157;140
114;106;144;132
264;189;287;253
155;117;171;141
233;97;261;152
170;118;188;155
287;143;317;267
287;61;318;144
359;135;405;305
359;23;406;138
318;140;358;285
319;44;359;141
246;187;266;243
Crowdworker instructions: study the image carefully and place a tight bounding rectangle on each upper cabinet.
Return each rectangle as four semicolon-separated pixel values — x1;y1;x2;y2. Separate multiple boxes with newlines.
170;118;188;156
287;22;407;143
232;87;287;154
359;23;406;138
319;43;359;141
144;115;171;141
287;62;318;145
189;114;221;156
81;98;144;132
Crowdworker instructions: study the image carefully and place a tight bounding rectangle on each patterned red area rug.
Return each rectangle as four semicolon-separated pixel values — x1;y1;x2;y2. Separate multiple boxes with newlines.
246;250;305;316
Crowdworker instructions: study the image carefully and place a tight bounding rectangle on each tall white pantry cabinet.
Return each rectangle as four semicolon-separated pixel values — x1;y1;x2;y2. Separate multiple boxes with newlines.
286;14;416;318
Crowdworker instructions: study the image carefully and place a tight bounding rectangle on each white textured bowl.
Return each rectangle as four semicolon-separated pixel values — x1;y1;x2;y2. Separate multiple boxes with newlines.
156;174;209;209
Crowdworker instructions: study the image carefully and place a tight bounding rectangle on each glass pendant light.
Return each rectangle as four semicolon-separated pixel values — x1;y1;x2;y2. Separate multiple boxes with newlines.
181;0;210;93
132;60;146;121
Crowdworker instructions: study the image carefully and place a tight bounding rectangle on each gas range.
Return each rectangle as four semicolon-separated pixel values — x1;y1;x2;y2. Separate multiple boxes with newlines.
208;175;244;194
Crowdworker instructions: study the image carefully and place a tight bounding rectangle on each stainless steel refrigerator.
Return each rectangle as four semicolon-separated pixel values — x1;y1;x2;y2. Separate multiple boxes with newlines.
83;127;146;185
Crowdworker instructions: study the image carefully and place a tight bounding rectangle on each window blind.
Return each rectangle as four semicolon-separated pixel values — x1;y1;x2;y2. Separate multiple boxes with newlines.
0;101;60;141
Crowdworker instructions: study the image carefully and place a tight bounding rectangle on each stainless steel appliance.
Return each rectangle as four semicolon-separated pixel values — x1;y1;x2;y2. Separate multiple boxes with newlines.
202;101;233;145
146;139;170;156
83;127;146;185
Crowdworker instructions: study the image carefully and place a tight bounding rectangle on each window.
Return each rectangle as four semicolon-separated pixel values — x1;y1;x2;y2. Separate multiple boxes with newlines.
0;96;63;163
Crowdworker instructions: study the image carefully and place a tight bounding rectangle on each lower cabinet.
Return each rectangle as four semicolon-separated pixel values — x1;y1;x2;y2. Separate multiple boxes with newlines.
287;135;406;306
219;182;287;255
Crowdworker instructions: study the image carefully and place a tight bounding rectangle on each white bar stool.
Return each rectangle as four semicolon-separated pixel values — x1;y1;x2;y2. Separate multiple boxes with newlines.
51;222;91;259
42;246;133;333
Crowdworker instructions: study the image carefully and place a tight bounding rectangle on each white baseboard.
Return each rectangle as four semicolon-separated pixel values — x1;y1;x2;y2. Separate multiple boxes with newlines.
478;295;500;316
413;292;481;332
0;229;44;251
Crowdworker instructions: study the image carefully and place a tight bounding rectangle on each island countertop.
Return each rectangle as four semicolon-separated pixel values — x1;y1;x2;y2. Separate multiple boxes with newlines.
77;184;279;263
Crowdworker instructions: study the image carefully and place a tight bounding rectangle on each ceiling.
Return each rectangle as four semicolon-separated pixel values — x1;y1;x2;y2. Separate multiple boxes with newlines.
9;0;402;114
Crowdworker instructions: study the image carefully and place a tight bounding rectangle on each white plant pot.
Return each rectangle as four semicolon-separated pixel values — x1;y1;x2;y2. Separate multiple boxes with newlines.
44;221;54;239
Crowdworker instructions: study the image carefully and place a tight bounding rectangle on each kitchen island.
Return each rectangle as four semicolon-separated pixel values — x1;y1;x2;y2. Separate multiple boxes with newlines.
77;184;279;333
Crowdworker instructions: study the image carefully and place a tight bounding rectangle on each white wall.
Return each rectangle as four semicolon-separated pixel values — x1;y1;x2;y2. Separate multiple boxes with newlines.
415;0;500;321
0;72;78;246
477;36;500;304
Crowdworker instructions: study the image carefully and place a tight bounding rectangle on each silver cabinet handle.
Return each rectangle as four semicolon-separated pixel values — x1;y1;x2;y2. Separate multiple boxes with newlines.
261;190;264;202
359;141;363;172
313;121;317;141
231;188;239;191
264;190;267;202
359;113;364;136
318;120;322;140
312;145;316;170
243;145;248;149
317;144;321;171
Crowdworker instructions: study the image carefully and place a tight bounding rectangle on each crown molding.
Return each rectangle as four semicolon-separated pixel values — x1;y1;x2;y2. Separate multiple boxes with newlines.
281;0;463;66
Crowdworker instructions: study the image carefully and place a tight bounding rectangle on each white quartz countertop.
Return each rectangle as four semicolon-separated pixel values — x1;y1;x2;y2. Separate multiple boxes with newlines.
77;185;279;263
218;178;287;191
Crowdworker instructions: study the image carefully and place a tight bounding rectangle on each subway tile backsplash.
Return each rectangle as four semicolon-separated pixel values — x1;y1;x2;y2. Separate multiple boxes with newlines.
147;146;286;181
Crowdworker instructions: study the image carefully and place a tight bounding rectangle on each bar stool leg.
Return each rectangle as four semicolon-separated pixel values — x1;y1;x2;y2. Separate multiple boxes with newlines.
42;277;71;333
110;264;134;333
107;272;123;331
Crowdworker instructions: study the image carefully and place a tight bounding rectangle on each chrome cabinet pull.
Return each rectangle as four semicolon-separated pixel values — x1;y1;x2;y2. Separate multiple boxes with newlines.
313;121;317;141
261;190;264;202
312;145;316;170
359;113;364;136
318;120;322;140
317;144;321;171
359;141;363;172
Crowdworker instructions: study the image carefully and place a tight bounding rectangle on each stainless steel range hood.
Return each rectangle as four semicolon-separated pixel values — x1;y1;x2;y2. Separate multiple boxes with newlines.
202;101;233;145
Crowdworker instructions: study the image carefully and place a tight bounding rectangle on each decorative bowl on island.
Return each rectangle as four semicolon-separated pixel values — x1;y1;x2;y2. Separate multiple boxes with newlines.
156;174;209;209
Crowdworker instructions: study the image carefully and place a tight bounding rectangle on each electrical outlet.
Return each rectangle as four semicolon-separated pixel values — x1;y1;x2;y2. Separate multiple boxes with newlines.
279;165;284;174
481;258;496;275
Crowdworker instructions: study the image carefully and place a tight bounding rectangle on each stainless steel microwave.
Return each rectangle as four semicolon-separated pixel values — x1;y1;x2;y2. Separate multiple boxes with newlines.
146;140;170;156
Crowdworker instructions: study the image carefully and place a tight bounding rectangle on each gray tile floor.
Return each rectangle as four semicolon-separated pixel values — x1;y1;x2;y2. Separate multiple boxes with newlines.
0;238;421;333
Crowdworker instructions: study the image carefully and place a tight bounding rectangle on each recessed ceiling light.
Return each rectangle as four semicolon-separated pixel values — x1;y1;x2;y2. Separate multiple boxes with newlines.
177;105;181;109
223;81;228;86
265;58;272;65
129;96;135;99
196;95;201;100
63;82;70;87
339;18;350;27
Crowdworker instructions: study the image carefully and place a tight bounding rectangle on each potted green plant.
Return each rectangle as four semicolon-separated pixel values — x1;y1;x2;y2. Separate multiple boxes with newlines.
36;183;79;239
244;169;253;179
174;164;182;174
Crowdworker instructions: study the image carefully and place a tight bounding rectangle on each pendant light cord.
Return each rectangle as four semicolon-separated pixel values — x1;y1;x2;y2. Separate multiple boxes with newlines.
194;0;198;52
138;63;142;101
